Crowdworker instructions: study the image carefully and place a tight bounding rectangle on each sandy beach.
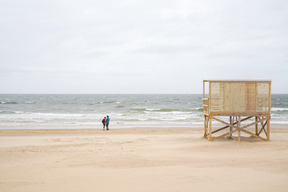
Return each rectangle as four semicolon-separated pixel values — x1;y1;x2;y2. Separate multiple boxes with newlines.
0;127;287;192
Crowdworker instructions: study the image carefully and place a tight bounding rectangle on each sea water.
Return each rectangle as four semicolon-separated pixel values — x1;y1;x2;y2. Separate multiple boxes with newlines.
0;94;287;129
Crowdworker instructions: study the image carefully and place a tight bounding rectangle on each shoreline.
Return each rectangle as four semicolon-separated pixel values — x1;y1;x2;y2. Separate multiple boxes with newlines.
0;122;287;131
0;126;287;136
0;127;202;136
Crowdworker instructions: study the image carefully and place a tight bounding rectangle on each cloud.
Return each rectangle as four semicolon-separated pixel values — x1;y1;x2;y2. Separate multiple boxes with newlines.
0;0;288;93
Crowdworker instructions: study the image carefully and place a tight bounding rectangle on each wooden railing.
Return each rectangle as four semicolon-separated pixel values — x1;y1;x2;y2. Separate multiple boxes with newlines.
203;98;209;114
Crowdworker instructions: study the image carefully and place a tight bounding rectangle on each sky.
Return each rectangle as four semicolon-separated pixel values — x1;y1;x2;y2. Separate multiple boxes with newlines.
0;0;287;94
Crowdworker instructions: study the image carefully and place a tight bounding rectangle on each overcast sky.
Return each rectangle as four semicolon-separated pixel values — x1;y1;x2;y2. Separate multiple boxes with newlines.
0;0;287;94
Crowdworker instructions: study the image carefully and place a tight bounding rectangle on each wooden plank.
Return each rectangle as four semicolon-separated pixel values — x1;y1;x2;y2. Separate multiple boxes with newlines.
267;117;270;140
212;126;230;134
259;127;264;135
263;127;267;136
208;115;212;141
210;129;238;141
263;120;268;128
229;116;233;138
238;116;241;142
204;80;271;83
257;118;269;135
211;116;252;134
241;129;267;141
210;116;239;129
211;116;262;130
240;117;269;130
209;82;211;113
240;116;253;122
208;99;212;140
269;82;272;112
260;117;264;127
209;116;269;141
255;117;258;135
210;112;270;116
203;80;205;99
204;115;207;137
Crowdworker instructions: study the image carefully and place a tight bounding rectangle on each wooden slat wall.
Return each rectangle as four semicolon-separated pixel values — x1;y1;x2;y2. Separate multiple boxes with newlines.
256;83;270;113
209;81;271;115
245;82;256;112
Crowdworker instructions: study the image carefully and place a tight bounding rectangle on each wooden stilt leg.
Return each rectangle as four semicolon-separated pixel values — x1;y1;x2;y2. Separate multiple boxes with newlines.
206;116;208;137
229;116;232;138
255;116;258;135
208;115;212;141
204;115;206;137
238;116;241;142
267;117;270;141
204;115;208;137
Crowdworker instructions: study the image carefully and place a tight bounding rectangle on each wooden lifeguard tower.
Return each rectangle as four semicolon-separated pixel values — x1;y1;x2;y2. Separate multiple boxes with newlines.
203;80;271;141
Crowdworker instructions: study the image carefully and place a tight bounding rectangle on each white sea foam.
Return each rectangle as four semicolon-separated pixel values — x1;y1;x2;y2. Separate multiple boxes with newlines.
271;108;288;112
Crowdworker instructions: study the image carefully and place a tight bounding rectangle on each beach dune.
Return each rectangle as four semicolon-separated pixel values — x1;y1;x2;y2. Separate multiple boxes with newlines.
0;128;287;192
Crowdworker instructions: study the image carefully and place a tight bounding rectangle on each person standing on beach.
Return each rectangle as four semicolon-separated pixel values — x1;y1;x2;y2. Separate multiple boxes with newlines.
102;117;106;130
106;115;110;130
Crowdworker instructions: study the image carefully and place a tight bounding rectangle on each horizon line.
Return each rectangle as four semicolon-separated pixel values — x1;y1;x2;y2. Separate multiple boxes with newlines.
0;93;288;95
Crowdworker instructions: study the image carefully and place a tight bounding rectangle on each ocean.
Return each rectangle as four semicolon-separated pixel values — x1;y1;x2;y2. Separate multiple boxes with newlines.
0;94;287;129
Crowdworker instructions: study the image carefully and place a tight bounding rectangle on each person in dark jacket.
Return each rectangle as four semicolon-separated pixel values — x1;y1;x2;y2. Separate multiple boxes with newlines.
102;117;106;130
106;115;110;130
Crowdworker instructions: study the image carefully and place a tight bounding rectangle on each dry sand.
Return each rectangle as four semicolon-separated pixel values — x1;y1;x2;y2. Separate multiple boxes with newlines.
0;128;287;192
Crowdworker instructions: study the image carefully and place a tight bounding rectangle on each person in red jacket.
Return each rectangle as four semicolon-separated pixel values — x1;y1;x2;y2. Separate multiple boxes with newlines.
102;117;106;130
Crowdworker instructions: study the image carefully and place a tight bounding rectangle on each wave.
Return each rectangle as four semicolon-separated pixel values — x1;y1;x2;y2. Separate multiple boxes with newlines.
0;111;14;114
133;108;181;112
115;105;125;108
192;107;203;112
0;101;18;104
149;108;181;112
0;101;37;105
271;108;288;112
0;111;24;114
132;108;146;112
25;101;36;104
